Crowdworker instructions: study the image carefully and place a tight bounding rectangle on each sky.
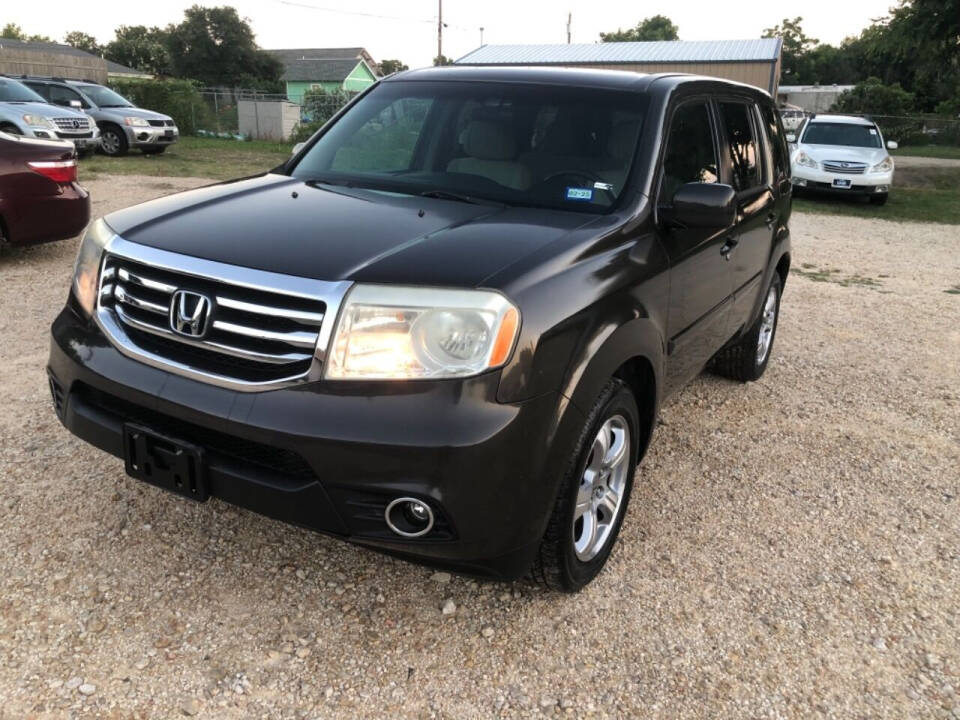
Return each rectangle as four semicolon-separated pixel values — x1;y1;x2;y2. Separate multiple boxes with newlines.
9;0;898;69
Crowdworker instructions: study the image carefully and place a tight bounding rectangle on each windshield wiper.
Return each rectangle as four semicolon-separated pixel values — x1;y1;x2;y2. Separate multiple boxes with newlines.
419;189;506;207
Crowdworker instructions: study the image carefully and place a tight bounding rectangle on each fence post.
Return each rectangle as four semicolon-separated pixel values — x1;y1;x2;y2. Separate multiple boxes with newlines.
214;91;219;134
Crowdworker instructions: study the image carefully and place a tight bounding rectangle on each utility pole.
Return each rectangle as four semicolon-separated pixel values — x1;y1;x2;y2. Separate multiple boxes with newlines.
566;12;572;44
438;0;443;62
480;26;484;46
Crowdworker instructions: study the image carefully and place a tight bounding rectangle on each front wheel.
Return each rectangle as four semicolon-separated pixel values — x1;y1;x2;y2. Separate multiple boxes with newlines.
531;379;638;592
99;125;129;156
711;273;782;382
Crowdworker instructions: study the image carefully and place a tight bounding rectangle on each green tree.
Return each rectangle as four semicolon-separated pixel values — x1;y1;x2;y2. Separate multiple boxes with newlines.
763;17;818;84
63;31;100;55
831;77;916;115
1;23;25;39
165;5;283;89
379;59;408;76
104;25;171;75
600;15;678;42
433;55;454;66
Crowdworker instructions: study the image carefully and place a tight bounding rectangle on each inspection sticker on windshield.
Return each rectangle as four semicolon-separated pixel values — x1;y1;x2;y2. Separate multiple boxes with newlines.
565;187;594;201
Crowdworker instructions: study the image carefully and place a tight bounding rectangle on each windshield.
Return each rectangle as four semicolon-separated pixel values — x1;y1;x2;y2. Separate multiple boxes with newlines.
0;79;46;103
291;80;648;213
78;84;134;108
801;122;882;148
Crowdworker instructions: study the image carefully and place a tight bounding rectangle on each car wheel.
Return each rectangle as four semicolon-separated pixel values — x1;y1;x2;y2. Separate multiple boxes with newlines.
531;379;638;592
141;146;166;155
99;125;128;156
869;193;888;206
0;123;22;135
711;273;782;382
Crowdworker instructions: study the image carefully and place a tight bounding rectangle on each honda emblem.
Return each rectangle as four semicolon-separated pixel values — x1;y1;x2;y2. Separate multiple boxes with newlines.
170;290;212;338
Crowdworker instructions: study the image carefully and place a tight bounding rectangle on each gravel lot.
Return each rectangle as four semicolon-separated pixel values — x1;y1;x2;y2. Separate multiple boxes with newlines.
1;175;958;719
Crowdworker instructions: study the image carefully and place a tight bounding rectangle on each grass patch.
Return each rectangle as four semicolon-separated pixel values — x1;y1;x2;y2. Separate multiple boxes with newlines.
80;136;294;181
891;145;960;160
791;265;884;289
793;166;960;225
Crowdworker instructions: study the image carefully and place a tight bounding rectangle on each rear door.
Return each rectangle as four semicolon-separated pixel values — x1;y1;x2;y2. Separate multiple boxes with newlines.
657;98;735;393
716;100;776;330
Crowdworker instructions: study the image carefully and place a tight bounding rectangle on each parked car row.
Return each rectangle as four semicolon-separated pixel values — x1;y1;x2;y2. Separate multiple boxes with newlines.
0;75;178;157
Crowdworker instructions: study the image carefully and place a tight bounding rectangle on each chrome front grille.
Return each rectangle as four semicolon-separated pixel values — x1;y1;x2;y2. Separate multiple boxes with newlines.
823;161;866;175
94;237;351;390
53;116;91;132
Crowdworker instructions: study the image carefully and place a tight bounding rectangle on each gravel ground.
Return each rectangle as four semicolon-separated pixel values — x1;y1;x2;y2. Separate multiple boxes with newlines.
1;175;958;719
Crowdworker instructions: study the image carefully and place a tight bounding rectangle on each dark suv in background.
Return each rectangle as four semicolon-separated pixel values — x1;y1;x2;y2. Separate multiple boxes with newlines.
23;77;178;156
48;67;791;591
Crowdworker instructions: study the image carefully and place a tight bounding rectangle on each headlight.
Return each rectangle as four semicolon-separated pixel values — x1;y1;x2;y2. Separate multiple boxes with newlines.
871;156;894;173
72;218;114;317
22;114;56;129
124;117;149;127
795;151;819;170
325;285;520;380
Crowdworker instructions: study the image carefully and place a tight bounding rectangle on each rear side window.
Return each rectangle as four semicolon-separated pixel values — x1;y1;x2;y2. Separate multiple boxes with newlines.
759;103;789;181
718;102;761;192
660;101;718;203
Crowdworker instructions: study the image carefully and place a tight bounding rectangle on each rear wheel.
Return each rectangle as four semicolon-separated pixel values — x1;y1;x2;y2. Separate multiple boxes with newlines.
711;274;782;382
99;125;128;156
531;379;638;592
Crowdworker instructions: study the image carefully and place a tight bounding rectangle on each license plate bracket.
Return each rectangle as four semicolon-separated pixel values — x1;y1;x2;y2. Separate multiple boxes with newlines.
123;423;208;501
832;178;852;188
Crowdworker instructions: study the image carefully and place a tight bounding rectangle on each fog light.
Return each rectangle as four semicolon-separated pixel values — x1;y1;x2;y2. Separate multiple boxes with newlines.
385;497;435;538
874;185;888;193
792;178;807;187
138;132;149;141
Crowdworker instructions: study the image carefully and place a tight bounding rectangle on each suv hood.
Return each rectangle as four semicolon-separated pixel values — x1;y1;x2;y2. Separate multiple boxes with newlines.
104;174;595;287
102;106;171;122
1;101;87;119
800;144;888;165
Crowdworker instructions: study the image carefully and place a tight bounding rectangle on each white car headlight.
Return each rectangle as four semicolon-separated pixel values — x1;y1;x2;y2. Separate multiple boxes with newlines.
124;117;149;127
325;285;520;380
72;218;114;317
795;151;819;170
22;114;56;129
871;156;894;173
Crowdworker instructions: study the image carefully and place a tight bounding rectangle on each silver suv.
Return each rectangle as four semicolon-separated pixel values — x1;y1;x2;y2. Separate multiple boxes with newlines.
0;76;100;156
22;78;178;156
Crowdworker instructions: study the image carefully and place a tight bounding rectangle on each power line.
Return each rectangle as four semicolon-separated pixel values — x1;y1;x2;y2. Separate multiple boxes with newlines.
277;0;435;25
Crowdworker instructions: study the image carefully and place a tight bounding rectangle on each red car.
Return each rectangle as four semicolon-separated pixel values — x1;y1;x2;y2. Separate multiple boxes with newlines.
0;130;89;247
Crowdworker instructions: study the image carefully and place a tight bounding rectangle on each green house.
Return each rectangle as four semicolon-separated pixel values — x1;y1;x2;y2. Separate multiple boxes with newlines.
268;47;379;104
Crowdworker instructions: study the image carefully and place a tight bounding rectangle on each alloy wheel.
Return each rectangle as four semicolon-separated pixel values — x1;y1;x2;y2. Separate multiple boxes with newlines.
756;285;778;365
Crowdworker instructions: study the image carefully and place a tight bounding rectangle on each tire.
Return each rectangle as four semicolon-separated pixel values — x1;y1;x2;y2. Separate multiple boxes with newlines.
869;193;888;206
531;379;639;592
711;273;782;382
141;146;166;155
99;125;128;156
0;123;22;136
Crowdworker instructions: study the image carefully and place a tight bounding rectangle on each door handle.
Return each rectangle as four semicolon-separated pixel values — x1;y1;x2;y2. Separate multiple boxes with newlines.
720;236;738;260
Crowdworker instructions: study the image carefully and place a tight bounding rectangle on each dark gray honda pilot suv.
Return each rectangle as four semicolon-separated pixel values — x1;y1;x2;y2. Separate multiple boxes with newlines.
49;67;792;591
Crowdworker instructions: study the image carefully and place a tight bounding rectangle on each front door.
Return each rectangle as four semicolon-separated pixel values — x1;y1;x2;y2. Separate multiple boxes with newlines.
657;99;735;393
716;100;777;331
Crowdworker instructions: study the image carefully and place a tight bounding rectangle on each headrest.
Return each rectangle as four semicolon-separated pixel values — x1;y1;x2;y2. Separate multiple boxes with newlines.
608;120;641;160
462;120;517;161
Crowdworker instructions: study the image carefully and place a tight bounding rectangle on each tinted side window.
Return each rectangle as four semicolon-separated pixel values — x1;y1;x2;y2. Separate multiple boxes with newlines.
660;102;718;203
48;85;87;109
718;102;761;191
24;82;50;100
760;103;789;180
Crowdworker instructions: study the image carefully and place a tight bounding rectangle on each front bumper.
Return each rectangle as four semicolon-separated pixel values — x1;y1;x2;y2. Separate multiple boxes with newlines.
791;165;893;195
124;125;179;147
48;306;572;579
28;128;101;150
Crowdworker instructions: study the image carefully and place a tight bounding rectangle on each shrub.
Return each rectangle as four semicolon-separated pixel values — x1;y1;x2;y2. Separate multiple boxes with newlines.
109;78;214;135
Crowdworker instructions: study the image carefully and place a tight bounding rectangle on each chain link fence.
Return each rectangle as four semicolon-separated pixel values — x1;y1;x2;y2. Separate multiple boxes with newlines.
868;114;960;148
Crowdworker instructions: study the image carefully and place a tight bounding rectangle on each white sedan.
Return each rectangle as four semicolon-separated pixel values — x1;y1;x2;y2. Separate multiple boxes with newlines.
788;114;896;205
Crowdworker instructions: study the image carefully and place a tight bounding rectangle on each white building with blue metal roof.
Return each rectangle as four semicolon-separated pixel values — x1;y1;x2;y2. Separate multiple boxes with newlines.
456;38;783;94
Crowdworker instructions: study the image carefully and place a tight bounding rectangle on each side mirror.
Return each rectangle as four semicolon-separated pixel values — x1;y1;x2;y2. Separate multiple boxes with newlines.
785;132;797;143
69;99;83;109
291;142;305;156
886;140;898;150
670;183;737;229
